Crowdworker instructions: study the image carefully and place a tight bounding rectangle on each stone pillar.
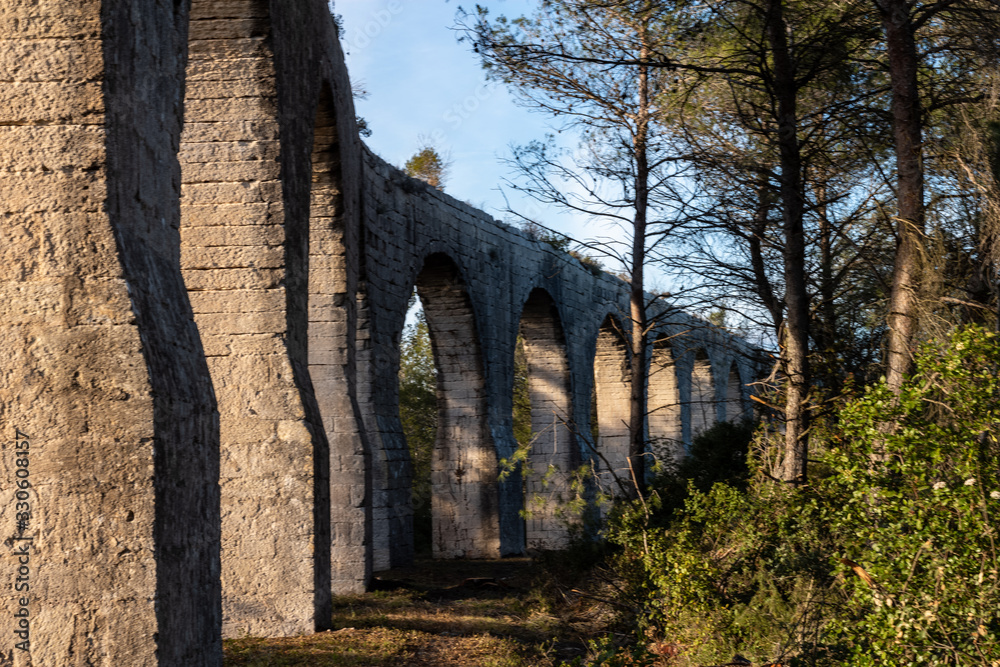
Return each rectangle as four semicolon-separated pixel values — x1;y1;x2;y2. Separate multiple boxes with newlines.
308;83;371;593
0;0;222;663
179;0;326;637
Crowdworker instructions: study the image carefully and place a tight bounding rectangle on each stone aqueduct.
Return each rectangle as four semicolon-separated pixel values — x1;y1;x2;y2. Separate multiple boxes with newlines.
0;1;758;663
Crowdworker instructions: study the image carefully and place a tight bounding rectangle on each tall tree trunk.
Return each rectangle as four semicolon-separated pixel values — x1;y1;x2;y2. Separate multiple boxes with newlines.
767;0;811;484
627;27;651;498
879;0;924;394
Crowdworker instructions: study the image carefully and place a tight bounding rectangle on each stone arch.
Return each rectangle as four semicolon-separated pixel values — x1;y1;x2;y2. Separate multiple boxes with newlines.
648;337;682;465
415;252;500;559
179;0;327;637
724;360;745;422
690;348;716;439
517;288;577;549
593;314;632;497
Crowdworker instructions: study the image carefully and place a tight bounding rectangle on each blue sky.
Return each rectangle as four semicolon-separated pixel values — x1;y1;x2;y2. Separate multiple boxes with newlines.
332;1;591;241
331;1;692;305
330;2;763;340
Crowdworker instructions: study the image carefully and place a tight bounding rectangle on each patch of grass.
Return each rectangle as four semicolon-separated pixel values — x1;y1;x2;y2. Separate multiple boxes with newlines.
225;627;416;666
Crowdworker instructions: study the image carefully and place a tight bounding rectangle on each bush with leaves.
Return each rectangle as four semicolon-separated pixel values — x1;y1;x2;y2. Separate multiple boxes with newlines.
671;419;755;492
404;144;450;190
823;325;1000;664
597;326;1000;666
605;478;837;665
598;420;830;665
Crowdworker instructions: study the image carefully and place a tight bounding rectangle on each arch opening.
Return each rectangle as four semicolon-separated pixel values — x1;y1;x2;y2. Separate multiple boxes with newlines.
397;293;435;558
517;289;577;550
725;362;745;423
690;349;716;440
409;253;500;559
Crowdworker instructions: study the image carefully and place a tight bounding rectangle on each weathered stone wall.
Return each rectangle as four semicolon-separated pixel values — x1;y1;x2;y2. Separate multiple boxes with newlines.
0;0;758;661
0;0;371;661
178;0;371;638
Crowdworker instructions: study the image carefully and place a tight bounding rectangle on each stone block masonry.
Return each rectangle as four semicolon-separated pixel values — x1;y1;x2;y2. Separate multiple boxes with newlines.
0;1;220;663
0;0;759;663
180;0;324;639
357;154;760;568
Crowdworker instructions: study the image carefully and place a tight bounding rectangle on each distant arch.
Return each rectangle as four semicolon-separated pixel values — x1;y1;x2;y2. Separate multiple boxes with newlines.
517;288;577;549
690;348;715;439
648;337;682;465
724;361;745;422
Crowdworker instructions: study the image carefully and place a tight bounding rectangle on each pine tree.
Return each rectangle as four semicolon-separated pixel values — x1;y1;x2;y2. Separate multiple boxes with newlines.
404;144;450;190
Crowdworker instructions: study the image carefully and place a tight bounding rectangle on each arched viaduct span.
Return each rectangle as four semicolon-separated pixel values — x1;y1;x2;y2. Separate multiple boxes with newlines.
359;155;758;571
0;0;758;663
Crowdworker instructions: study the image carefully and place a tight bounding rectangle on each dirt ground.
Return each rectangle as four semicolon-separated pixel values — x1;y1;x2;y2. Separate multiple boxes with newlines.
223;558;599;667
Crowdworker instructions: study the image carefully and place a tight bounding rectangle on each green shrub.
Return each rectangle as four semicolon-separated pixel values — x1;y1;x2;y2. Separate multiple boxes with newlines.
600;326;1000;666
643;419;755;528
674;419;755;491
822;325;1000;664
606;481;838;666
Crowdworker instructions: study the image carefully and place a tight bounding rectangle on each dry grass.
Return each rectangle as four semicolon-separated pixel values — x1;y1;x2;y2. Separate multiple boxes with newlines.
225;627;531;667
224;558;591;667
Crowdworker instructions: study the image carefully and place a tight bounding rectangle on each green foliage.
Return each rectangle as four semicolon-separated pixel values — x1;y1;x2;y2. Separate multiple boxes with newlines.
600;326;1000;666
606;479;834;666
513;336;532;449
706;309;726;329
674;419;755;494
503;335;590;527
356;116;372;138
522;222;604;276
822;325;1000;664
404;145;448;190
498;336;534;483
645;419;755;528
398;308;436;554
569;250;604;276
